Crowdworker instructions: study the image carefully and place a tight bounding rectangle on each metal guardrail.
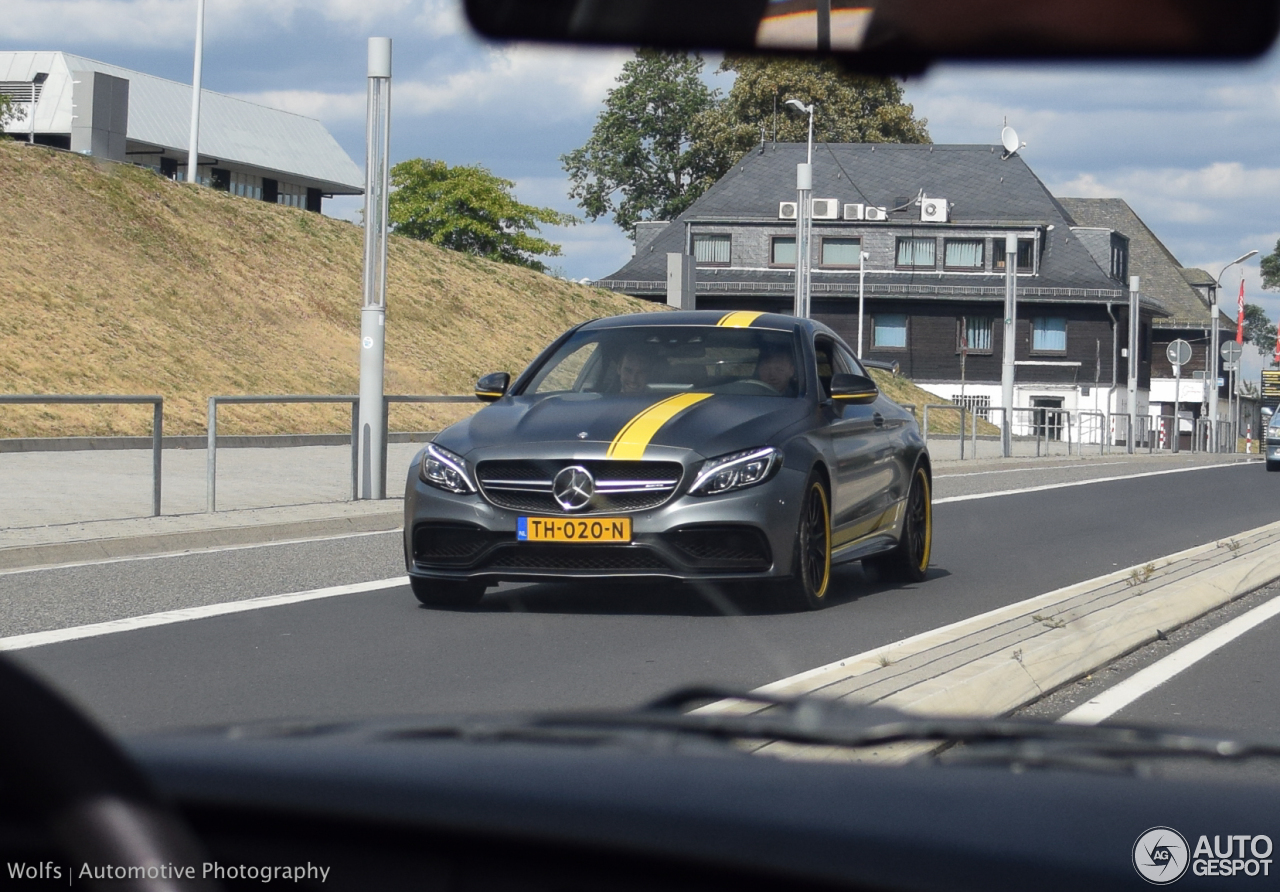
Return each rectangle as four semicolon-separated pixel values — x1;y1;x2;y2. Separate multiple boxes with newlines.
0;394;163;515
206;394;480;512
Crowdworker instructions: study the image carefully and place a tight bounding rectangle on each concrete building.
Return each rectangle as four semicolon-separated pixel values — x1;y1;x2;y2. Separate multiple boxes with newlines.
598;143;1169;442
0;51;362;212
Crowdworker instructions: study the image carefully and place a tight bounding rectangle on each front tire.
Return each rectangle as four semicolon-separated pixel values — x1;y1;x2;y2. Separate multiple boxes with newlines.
864;466;932;583
1268;460;1279;472
783;476;833;611
410;576;485;608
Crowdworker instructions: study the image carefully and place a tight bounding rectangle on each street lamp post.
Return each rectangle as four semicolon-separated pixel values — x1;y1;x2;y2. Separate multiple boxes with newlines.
857;249;868;358
1211;250;1258;451
186;0;206;185
358;38;393;499
785;99;814;319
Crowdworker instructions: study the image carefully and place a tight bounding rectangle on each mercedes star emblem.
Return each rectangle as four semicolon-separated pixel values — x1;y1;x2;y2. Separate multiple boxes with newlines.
577;431;589;440
552;465;595;511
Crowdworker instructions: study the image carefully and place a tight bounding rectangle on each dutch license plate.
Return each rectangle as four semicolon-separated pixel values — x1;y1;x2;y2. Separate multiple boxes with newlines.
517;516;632;543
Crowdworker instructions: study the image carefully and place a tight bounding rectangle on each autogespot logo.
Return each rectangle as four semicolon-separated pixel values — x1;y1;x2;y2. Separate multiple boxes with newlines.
1134;827;1190;885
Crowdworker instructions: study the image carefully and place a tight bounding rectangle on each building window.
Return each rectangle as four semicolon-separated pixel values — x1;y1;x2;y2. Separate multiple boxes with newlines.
872;313;908;349
821;237;861;267
692;233;731;265
1111;242;1128;280
895;237;936;269
993;238;1035;272
958;316;994;353
1032;317;1067;352
771;236;796;266
277;182;308;209
954;394;991;421
944;239;984;270
229;171;263;201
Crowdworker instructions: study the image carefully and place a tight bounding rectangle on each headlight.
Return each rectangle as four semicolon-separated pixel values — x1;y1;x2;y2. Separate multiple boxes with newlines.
419;443;476;494
690;447;780;496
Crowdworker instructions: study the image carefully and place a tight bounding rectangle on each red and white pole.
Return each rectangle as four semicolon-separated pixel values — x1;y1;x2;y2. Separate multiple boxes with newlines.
1247;424;1253;454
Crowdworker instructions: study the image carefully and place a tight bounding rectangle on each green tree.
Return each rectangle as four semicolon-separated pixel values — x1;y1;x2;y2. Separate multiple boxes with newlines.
0;94;17;135
388;158;577;272
690;54;931;186
561;50;720;238
1261;238;1280;291
1243;303;1277;361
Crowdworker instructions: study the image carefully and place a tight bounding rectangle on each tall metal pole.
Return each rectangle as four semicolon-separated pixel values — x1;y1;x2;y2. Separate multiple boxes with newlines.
358;37;392;499
1128;275;1140;455
794;160;811;318
1000;233;1017;457
856;250;867;358
186;0;206;185
1173;356;1181;454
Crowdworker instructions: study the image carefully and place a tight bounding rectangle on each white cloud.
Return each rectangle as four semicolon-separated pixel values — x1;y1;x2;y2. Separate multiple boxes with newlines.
235;44;627;126
1048;162;1280;227
0;0;419;46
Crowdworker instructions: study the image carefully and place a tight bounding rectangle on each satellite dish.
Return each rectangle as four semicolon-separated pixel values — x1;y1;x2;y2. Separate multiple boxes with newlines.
1001;125;1020;155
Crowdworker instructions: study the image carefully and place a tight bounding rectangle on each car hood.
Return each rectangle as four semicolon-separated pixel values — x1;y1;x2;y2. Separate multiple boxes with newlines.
437;392;811;460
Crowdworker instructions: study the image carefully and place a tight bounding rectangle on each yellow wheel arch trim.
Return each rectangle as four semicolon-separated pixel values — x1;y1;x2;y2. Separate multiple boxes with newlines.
717;311;763;328
917;469;932;573
606;392;713;460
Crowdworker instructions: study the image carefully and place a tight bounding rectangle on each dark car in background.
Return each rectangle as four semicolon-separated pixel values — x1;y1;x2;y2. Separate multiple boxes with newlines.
404;310;932;609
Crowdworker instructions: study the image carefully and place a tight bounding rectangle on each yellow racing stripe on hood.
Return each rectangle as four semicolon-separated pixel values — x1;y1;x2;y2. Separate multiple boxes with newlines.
607;392;713;460
717;311;763;328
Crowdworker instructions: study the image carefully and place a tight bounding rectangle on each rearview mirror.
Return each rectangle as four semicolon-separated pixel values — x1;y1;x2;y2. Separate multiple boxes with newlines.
475;372;510;402
463;0;1279;69
829;372;878;404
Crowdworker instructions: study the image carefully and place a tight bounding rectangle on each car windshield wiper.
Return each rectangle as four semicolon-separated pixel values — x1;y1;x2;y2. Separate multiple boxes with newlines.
208;686;1280;772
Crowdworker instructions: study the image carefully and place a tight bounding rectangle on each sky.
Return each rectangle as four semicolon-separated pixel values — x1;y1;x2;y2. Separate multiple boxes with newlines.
5;0;1280;377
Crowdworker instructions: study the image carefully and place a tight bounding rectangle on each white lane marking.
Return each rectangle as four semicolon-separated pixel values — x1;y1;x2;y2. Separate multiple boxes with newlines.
935;461;1251;504
936;462;1124;478
0;577;408;652
0;528;402;577
1058;593;1280;726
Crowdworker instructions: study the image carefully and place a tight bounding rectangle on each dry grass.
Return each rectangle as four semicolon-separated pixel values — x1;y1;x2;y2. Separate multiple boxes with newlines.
0;140;658;437
869;370;1000;435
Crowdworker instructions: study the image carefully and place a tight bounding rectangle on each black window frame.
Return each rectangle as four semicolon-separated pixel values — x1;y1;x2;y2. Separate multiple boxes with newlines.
819;236;863;269
993;238;1036;273
895;237;937;270
1030;316;1069;355
870;312;909;351
956;316;995;355
943;238;985;271
691;233;732;267
770;235;797;268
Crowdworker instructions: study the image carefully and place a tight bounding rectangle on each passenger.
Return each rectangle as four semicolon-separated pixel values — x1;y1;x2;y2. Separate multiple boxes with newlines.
618;346;659;393
755;344;797;395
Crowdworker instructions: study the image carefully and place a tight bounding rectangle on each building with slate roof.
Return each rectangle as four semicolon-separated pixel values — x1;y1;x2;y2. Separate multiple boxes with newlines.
1058;198;1235;444
0;51;362;212
598;143;1168;436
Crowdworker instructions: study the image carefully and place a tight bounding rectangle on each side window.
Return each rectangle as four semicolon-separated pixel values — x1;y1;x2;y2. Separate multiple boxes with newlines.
814;338;837;397
833;343;862;377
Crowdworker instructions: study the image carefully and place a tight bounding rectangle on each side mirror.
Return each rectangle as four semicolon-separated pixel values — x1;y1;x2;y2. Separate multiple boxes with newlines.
829;373;879;405
475;372;510;402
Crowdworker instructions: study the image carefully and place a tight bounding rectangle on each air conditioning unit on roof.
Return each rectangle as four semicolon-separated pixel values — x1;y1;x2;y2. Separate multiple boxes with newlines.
864;206;889;221
921;196;949;222
843;203;865;221
811;198;839;220
778;201;798;220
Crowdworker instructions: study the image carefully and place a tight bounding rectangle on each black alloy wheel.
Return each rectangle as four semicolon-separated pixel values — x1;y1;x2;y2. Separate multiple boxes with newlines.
865;466;932;583
410;576;486;608
787;476;832;610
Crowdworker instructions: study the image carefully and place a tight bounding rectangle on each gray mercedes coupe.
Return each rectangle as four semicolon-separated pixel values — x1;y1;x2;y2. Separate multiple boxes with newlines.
403;310;931;610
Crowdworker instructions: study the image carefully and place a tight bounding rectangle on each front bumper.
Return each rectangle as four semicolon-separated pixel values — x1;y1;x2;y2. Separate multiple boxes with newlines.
404;463;807;585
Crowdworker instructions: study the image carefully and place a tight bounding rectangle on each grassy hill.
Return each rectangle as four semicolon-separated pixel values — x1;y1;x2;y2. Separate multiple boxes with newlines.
0;139;657;437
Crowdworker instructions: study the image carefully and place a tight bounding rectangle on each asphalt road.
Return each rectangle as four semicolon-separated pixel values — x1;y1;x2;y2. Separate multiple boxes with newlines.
5;457;1277;737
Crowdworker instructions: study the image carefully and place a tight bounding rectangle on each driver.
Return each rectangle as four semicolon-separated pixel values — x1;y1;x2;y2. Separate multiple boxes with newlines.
618;345;659;393
755;344;797;394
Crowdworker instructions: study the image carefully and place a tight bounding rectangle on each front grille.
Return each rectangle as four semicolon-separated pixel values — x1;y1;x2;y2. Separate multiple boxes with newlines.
669;525;772;570
476;460;683;514
483;545;671;572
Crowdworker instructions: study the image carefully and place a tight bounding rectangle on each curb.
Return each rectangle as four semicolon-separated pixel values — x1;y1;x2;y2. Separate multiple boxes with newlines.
701;519;1280;763
0;511;404;572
